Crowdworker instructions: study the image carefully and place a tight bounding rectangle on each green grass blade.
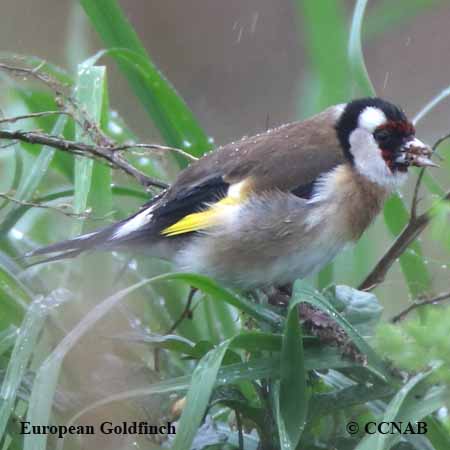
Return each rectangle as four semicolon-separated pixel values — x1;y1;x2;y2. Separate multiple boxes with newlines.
348;0;376;96
0;267;29;331
14;88;74;179
61;347;353;450
171;341;230;450
162;273;283;327
425;416;450;450
22;273;242;450
276;302;309;450
0;326;18;356
355;367;443;450
0;115;67;236
80;0;211;160
23;277;158;450
0;294;61;440
295;0;349;110
72;63;111;235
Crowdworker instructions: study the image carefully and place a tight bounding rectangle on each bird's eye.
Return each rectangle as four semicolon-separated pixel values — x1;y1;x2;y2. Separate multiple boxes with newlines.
373;129;391;144
373;128;402;151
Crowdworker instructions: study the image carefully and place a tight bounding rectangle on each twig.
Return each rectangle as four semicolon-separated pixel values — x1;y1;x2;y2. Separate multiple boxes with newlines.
0;62;67;95
409;132;449;219
391;291;450;323
359;190;450;291
166;288;198;334
432;132;450;154
0;129;169;189
0;192;90;219
115;143;198;162
360;131;450;291
0;141;18;149
0;63;188;188
410;168;425;220
0;111;73;125
0;62;111;146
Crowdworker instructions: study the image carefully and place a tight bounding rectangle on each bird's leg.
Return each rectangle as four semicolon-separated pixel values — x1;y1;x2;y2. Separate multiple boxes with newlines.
166;287;197;334
265;284;293;307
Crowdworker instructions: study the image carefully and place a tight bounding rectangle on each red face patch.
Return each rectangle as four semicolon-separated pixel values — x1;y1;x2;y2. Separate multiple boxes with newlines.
374;120;415;172
377;120;415;136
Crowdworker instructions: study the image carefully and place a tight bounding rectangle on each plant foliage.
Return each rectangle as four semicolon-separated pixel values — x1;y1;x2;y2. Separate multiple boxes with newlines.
0;1;449;450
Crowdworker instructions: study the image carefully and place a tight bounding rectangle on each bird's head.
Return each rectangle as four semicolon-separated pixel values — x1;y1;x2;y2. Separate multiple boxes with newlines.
335;97;436;189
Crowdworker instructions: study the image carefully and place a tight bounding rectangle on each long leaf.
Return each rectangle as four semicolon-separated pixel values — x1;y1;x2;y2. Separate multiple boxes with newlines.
0;115;67;236
14;88;74;179
348;0;375;96
23;277;158;450
59;346;353;450
276;301;310;450
0;292;67;441
354;367;443;450
171;341;231;450
72;63;111;234
80;0;211;161
0;266;30;331
162;273;283;328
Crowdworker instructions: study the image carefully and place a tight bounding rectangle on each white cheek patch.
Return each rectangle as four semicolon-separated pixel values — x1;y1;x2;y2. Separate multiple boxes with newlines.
358;107;387;132
349;129;407;190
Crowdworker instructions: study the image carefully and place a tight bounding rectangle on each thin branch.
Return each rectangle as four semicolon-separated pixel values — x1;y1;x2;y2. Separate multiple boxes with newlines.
0;63;188;188
410;168;425;219
0;62;111;146
391;291;450;323
432;132;450;154
409;132;449;219
359;190;450;291
0;129;169;189
0;141;18;149
0;111;73;124
360;130;450;291
165;288;198;334
0;62;67;95
0;192;89;219
115;143;198;162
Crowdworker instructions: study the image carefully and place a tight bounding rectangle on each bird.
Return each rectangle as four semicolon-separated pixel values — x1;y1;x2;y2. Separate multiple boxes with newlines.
25;97;436;290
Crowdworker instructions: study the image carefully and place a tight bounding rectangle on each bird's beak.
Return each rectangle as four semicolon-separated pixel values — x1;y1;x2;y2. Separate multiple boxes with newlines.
395;137;439;168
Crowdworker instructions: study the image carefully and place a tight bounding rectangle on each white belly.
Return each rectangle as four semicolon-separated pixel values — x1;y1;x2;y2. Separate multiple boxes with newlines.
173;211;348;290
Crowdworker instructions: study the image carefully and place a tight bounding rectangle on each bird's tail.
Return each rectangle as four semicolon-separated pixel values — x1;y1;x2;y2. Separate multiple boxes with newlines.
23;226;118;267
23;195;164;267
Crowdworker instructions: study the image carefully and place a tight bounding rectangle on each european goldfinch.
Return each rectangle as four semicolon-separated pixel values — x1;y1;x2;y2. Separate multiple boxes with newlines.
26;97;436;289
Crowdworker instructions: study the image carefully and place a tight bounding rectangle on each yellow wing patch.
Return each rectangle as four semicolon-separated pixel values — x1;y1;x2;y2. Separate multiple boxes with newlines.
161;180;251;237
161;197;239;237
